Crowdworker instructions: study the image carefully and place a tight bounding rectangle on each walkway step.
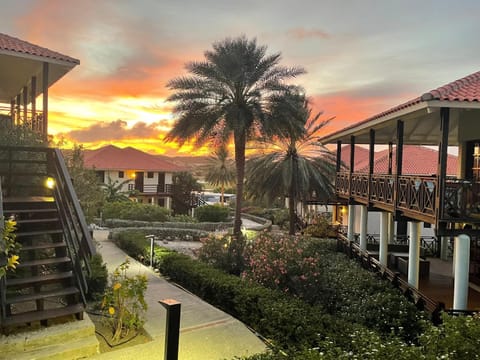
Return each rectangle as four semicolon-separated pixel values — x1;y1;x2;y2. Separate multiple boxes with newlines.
7;271;73;287
16;256;71;268
6;286;79;305
2;303;84;327
21;242;66;251
0;316;99;360
16;229;63;238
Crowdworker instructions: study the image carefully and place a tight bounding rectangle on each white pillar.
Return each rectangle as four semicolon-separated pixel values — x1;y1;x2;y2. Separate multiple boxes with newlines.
453;234;470;310
359;205;368;251
347;205;355;242
408;221;420;288
387;212;394;244
378;211;389;266
440;236;449;260
379;212;389;266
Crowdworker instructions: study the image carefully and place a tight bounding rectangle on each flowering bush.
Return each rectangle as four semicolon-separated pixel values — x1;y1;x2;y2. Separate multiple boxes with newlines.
101;259;148;341
0;218;20;279
198;233;246;274
242;232;321;298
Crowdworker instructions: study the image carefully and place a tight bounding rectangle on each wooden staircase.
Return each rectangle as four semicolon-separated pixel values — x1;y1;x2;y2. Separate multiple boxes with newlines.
2;197;84;328
0;146;95;331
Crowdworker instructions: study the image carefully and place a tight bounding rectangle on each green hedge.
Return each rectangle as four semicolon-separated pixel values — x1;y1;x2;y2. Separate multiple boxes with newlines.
103;218;232;232
109;227;209;243
102;201;171;222
194;205;230;222
158;252;362;350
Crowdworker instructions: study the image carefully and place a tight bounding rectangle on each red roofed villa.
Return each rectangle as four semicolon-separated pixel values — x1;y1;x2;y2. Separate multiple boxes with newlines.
84;145;184;209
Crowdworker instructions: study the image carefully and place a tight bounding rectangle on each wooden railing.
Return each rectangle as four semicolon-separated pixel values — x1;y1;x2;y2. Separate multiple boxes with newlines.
337;172;480;223
142;183;173;194
0;106;44;134
0;180;6;325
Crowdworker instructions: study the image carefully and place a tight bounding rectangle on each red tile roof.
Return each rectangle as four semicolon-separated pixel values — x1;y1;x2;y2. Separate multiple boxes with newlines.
322;70;480;141
342;145;457;176
0;33;79;65
84;145;184;172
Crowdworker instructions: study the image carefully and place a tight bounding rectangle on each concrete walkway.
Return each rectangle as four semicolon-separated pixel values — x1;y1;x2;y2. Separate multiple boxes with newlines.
90;230;266;360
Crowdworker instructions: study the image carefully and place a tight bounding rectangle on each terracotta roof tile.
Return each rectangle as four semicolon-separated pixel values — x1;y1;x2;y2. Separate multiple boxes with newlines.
342;145;457;176
0;33;79;65
84;145;184;172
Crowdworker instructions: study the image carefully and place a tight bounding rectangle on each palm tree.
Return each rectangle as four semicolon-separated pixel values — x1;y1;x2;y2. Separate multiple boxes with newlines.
245;93;336;235
166;36;305;236
204;146;236;205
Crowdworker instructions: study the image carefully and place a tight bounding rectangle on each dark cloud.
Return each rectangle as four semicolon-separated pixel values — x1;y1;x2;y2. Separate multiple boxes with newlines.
62;120;166;143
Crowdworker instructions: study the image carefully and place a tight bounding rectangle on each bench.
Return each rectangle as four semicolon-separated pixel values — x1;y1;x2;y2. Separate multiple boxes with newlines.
397;257;430;278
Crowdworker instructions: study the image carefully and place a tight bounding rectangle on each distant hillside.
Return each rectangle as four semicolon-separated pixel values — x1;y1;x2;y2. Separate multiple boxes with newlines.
156;155;210;179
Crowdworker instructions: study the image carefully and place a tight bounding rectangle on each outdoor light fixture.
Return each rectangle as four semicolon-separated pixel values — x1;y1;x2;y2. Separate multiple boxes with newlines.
341;206;347;214
45;177;55;189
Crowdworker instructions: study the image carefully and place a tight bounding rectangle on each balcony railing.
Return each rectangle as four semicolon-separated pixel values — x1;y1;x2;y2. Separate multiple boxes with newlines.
0;106;44;134
132;183;173;194
336;172;480;223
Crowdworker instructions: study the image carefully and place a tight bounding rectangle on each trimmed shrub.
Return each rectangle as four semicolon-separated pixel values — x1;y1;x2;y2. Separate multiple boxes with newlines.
110;227;209;243
194;205;229;222
86;253;108;301
103;218;232;232
198;233;246;275
102;201;171;222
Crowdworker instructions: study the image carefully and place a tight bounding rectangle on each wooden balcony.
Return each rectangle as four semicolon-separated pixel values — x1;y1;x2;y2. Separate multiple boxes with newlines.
336;172;480;229
129;183;173;195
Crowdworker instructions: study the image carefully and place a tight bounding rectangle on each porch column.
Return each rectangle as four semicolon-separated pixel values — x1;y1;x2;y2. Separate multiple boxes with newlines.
165;197;172;210
347;205;356;242
440;236;450;260
436;107;449;219
453;234;470;310
387;212;394;244
359;205;368;251
379;212;389;266
408;221;421;288
42;62;49;138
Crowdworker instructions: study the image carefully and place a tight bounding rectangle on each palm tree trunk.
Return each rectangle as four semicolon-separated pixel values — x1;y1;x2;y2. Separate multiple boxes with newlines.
220;184;225;206
288;186;296;235
233;131;246;237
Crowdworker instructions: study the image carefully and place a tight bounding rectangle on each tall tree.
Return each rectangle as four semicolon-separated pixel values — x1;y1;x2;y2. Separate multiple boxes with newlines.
166;36;305;236
204;146;235;205
171;172;202;215
245;93;336;235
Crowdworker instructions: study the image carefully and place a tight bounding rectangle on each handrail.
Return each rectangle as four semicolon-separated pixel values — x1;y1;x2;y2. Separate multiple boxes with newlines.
48;149;95;304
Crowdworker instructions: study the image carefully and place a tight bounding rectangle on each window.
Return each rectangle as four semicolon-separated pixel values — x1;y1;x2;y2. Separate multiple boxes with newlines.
147;171;154;178
118;171;124;178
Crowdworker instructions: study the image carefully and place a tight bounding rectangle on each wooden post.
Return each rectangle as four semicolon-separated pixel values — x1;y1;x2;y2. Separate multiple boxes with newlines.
22;86;28;128
31;76;37;130
349;136;355;199
336;140;342;172
393;121;404;213
368;129;375;203
437;108;449;220
388;142;393;175
42;62;49;138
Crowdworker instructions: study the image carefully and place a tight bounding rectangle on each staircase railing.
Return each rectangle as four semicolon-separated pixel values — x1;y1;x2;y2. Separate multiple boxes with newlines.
48;148;95;304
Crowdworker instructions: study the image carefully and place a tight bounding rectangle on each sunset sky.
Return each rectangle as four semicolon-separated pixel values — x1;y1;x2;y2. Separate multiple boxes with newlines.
3;0;480;155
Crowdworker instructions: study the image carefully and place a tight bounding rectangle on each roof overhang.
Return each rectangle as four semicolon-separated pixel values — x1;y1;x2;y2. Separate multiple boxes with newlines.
0;49;78;103
319;100;480;146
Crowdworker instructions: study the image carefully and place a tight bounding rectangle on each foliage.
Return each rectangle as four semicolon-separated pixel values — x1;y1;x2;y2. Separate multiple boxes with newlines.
158;252;360;350
101;259;148;342
102;176;133;202
166;36;305;236
194;205;230;222
245;92;336;235
0;218;20;279
168;214;198;223
102;201;171;222
242;232;321;299
303;214;337;238
86;253;108;301
0;123;47;147
418;313;480;359
204;146;236;204
241;207;289;228
104;218;229;232
171;171;202;215
198;233;246;274
64;144;105;223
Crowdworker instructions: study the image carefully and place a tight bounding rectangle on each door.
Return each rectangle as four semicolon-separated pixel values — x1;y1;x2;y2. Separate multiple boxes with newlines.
135;172;144;192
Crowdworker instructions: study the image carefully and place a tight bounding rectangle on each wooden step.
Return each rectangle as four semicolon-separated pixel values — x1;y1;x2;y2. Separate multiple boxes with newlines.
17;256;71;268
16;229;63;238
7;271;73;287
4;208;58;214
16;218;60;225
6;286;79;305
2;303;84;327
21;242;67;251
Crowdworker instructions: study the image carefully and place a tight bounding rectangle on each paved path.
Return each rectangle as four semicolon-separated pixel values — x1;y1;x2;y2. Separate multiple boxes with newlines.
90;230;266;360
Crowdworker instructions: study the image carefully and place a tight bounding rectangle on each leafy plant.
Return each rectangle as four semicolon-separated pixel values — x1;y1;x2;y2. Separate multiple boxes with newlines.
0;218;20;279
198;233;246;275
101;259;148;342
86;253;108;300
102;201;171;222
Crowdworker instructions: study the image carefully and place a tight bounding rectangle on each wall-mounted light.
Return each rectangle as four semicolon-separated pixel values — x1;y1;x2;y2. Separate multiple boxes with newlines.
45;177;56;189
340;206;347;214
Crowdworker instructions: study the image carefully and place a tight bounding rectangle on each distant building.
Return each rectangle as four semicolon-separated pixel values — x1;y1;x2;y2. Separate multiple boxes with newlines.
84;145;184;208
